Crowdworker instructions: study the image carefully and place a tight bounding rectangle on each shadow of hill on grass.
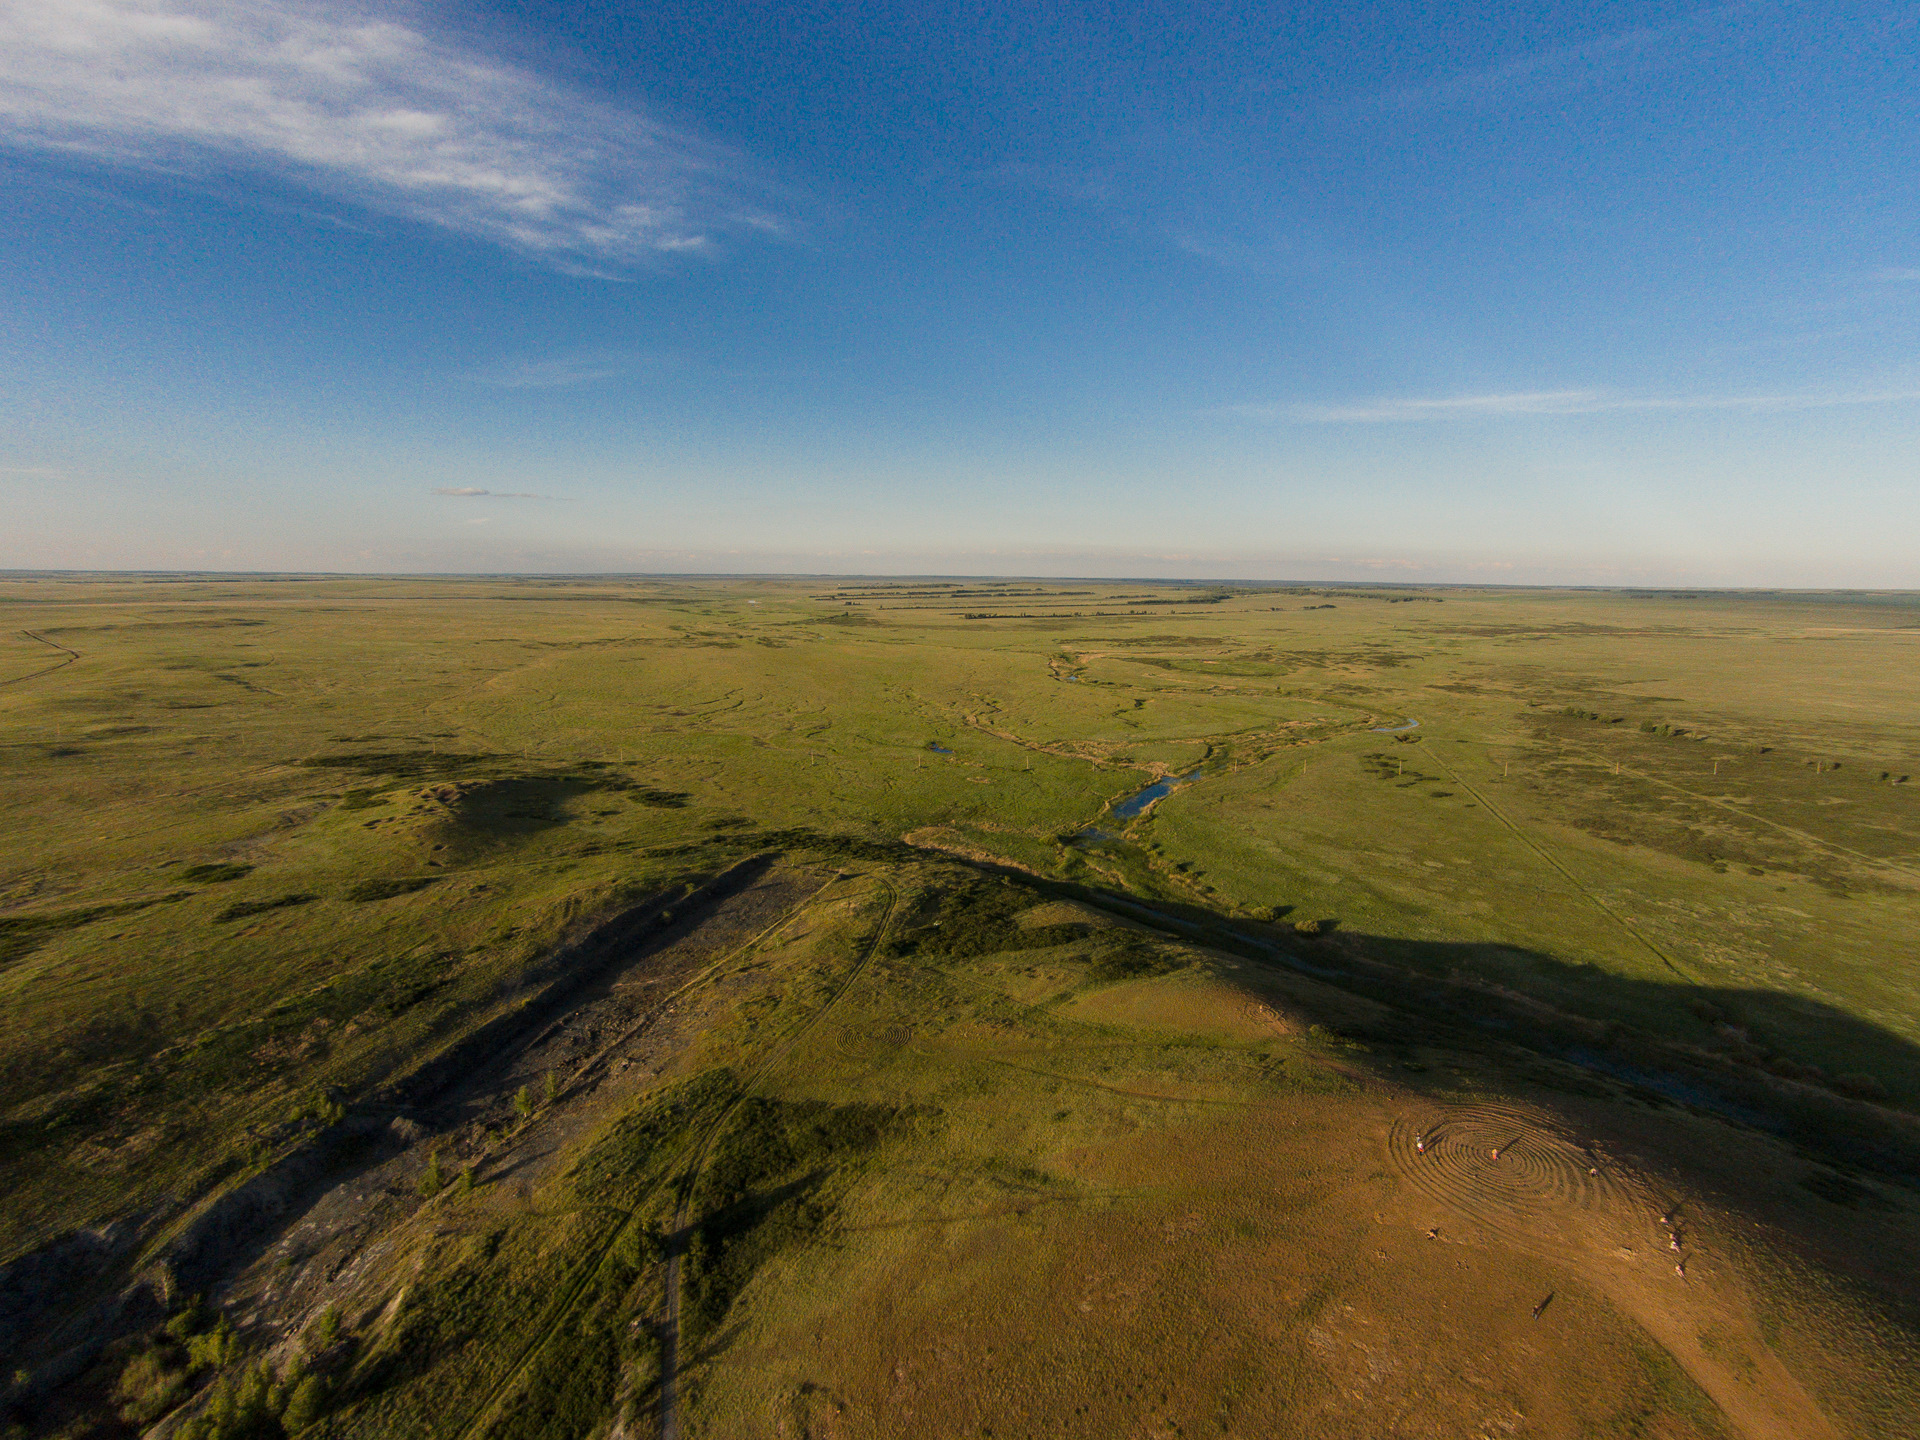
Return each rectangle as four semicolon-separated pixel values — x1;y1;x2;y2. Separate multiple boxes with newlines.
298;750;691;855
751;828;1920;1186
1044;877;1920;1184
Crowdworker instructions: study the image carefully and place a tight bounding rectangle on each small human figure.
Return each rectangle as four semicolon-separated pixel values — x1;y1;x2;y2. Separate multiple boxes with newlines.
1675;1258;1688;1279
1490;1147;1502;1161
1669;1234;1683;1253
1531;1292;1554;1320
1426;1228;1440;1240
1415;1133;1427;1155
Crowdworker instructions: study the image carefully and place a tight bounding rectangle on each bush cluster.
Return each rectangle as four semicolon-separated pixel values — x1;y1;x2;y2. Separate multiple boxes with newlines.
174;1362;329;1439
107;1301;335;1437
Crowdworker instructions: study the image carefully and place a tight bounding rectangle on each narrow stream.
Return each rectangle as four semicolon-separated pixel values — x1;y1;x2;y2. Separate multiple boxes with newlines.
1098;714;1420;823
1110;768;1203;820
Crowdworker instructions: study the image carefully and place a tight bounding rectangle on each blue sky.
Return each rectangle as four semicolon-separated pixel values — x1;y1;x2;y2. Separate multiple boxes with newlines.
2;0;1916;583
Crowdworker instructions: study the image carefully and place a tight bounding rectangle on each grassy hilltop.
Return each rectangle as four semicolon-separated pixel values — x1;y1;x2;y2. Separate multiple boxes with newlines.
2;575;1918;1439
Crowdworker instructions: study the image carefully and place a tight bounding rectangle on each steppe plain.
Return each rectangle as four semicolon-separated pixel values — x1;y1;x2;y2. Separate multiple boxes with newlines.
2;574;1918;1440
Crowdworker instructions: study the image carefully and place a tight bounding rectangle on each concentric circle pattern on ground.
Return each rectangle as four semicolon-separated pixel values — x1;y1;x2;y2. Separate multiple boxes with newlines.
1389;1105;1642;1247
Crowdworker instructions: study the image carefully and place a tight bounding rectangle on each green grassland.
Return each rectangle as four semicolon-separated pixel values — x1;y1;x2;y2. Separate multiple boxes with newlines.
2;575;1919;1439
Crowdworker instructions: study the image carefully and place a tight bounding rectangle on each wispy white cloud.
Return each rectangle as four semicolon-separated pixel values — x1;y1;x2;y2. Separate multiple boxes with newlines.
464;350;663;389
1872;267;1920;283
1378;5;1744;110
0;0;791;268
976;161;1115;207
434;486;564;500
1164;227;1324;277
1238;390;1608;422
1229;386;1920;424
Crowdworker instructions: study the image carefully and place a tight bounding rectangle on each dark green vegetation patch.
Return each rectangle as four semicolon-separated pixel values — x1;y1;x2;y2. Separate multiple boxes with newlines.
886;879;1095;960
687;1096;932;1336
345;877;440;903
301;750;500;780
1085;938;1189;984
630;788;690;808
183;863;253;883
215;894;319;923
0;892;188;966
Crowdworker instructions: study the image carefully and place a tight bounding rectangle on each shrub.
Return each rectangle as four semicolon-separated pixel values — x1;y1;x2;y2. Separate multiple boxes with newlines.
310;1305;340;1352
167;1296;214;1342
115;1345;190;1425
281;1373;329;1432
617;1221;665;1267
187;1317;241;1371
175;1362;284;1440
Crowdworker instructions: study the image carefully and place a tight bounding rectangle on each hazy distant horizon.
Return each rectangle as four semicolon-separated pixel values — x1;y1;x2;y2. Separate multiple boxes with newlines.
7;566;1919;595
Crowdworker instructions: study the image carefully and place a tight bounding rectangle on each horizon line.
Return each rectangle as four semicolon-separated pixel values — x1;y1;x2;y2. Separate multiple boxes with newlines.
1;568;1916;596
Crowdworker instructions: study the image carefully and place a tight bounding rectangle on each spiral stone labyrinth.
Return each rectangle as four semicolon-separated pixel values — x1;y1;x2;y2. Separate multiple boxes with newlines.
1388;1105;1640;1247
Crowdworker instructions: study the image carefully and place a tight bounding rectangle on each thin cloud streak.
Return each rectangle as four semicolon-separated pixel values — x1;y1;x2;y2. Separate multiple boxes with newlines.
464;351;662;389
974;160;1115;207
1376;4;1745;109
0;0;792;267
434;486;565;500
1231;386;1920;424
